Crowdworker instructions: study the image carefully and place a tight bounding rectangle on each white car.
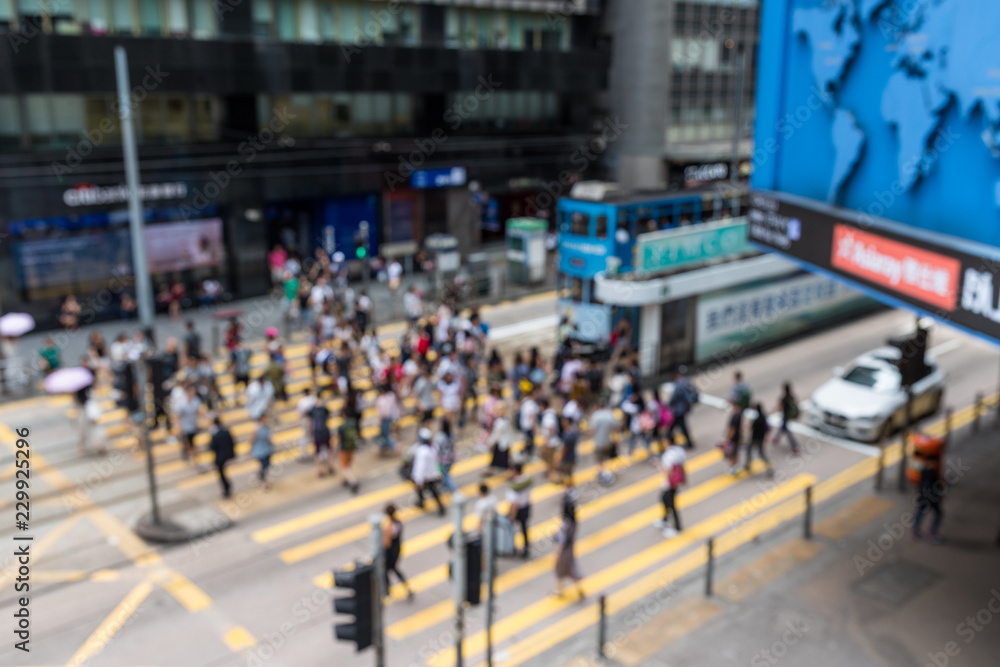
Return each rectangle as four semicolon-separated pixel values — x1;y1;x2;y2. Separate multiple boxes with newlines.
807;346;945;443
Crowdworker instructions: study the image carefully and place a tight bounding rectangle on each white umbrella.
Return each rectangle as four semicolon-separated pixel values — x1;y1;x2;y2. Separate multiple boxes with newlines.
0;313;35;338
43;366;94;394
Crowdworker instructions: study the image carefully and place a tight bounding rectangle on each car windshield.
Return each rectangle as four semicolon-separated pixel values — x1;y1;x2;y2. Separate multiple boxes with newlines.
841;364;901;392
841;365;881;388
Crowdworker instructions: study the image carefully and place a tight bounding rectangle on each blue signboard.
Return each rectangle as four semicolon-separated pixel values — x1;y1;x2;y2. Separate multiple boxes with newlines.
754;0;1000;247
411;166;467;189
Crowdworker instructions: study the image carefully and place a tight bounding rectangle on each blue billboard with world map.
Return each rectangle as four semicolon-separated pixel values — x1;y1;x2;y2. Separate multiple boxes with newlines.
753;0;1000;248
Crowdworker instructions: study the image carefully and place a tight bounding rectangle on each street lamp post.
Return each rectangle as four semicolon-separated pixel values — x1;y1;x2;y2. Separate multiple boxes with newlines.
116;46;163;531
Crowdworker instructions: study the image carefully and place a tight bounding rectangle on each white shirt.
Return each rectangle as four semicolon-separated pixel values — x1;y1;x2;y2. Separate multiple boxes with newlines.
559;359;583;392
297;394;317;419
411;443;440;485
404;292;422;318
661;445;687;490
519;398;539;431
310;284;330;311
562;400;583;423
474;494;498;529
541;409;560;448
505;477;531;508
438;379;463;412
388;261;402;280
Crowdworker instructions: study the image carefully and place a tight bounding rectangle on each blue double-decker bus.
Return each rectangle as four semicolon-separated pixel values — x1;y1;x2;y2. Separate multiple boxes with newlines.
556;184;748;344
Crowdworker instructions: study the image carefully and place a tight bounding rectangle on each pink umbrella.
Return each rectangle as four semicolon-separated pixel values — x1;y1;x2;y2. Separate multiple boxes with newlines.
43;366;94;394
0;313;35;338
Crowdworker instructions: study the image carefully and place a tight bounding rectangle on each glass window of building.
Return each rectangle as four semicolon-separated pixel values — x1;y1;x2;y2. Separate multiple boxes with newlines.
51;95;86;143
137;0;161;35
339;1;359;43
0;0;12;29
192;95;219;141
0;96;21;146
275;0;295;39
189;0;217;37
110;0;131;33
50;0;81;34
163;96;190;142
252;0;273;36
372;92;391;132
317;0;335;40
352;93;373;133
84;95;120;144
139;97;166;142
444;8;458;47
24;95;53;145
393;92;412;132
87;0;108;33
167;0;187;34
298;0;319;41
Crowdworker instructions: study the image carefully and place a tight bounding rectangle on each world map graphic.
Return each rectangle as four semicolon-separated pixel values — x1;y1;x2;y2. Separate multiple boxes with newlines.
779;0;1000;246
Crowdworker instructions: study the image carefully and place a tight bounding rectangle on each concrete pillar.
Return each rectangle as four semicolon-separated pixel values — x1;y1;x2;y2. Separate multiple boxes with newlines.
639;303;662;377
605;0;672;190
446;187;480;256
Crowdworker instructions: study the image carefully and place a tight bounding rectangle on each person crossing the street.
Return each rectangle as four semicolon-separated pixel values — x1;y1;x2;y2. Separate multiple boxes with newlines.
336;410;361;494
250;413;275;491
667;366;698;449
411;428;446;516
746;402;773;476
208;417;235;499
773;382;801;455
553;477;584;600
381;503;414;600
507;463;533;559
296;387;318;463
654;438;686;538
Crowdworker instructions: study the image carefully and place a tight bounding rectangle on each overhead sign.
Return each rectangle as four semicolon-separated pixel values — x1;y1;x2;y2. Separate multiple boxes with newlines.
636;219;750;273
63;182;187;207
410;166;466;189
748;190;1000;345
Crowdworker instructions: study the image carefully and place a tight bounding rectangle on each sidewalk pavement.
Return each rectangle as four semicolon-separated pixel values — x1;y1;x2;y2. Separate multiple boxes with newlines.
552;420;1000;667
3;266;556;401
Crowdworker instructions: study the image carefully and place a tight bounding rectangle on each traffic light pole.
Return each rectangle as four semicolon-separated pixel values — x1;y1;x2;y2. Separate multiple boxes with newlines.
899;386;913;493
369;514;386;667
484;508;497;667
452;492;467;667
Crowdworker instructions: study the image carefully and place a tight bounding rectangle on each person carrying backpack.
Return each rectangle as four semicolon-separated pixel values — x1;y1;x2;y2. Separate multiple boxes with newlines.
654;440;686;538
667;366;698;449
730;371;752;412
337;415;360;494
772;382;801;455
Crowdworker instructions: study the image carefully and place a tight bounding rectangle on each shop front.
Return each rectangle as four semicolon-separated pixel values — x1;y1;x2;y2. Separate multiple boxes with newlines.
2;180;235;327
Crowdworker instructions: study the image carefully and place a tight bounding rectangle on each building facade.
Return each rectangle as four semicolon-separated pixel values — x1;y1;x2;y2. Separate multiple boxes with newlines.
605;0;758;192
0;0;609;325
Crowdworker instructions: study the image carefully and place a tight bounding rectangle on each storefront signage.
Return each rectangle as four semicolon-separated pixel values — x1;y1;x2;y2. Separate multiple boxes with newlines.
410;166;467;189
636;219;750;273
684;163;728;183
749;190;1000;344
62;182;187;207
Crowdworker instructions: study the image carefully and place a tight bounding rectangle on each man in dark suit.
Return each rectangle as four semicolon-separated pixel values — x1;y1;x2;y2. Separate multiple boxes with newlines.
209;417;235;498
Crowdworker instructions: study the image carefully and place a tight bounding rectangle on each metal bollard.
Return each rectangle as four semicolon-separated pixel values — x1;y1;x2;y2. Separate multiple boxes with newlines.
974;393;983;432
804;486;813;540
597;595;607;660
705;538;715;597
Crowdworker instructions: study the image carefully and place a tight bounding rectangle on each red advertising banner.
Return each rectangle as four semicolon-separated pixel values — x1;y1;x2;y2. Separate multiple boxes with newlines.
831;224;961;311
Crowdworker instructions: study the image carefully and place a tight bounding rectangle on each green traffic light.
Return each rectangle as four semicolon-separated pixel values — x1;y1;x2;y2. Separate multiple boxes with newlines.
356;247;367;259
